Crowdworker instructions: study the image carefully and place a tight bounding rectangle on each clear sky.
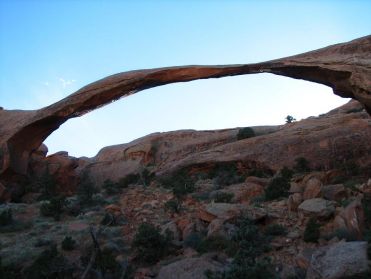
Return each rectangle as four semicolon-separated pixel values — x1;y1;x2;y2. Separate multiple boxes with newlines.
1;0;370;157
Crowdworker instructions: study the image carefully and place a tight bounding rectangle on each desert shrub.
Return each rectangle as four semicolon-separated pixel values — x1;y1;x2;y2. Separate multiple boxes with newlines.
139;168;154;186
100;212;118;226
0;207;13;226
23;244;72;279
160;170;195;198
184;232;204;249
40;196;67;220
210;164;245;187
293;157;310;173
29;171;57;200
343;160;360;176
280;166;294;180
0;257;21;279
118;173;140;188
132;223;171;264
164;199;181;213
197;235;238;256
237;127;255;140
214;192;234;203
61;236;76;251
77;174;99;205
346;107;364;114
96;249;120;275
304;217;321;243
265;224;287;236
206;217;274;279
265;176;290;201
102;179;121;195
247;169;273;178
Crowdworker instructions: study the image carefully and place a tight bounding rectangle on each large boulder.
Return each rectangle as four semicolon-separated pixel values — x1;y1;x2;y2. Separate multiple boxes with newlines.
306;241;370;279
156;256;224;279
298;198;336;219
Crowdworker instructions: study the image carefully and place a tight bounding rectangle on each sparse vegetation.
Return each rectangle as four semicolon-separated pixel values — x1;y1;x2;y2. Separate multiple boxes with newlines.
197;235;237;256
164;199;181;213
77;173;99;205
265;223;287;236
102;179;121;194
61;236;76;251
0;207;13;226
304;217;321;243
237;127;255;140
23;244;72;279
132;223;172;264
206;217;274;279
159;170;196;198
293;157;310;173
210;164;245;187
40;196;67;220
265;176;290;201
213;192;234;203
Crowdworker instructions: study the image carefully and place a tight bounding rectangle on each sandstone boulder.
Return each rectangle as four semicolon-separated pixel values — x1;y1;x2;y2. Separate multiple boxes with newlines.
322;184;347;202
306;241;369;279
298;198;335;219
303;177;323;200
156;256;224;279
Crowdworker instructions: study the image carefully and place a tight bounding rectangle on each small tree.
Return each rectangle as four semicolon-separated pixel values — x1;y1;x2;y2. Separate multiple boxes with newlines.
304;217;321;243
132;223;171;264
285;115;296;123
237;127;255;140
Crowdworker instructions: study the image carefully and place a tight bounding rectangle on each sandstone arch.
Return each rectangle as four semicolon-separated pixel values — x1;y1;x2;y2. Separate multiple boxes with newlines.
0;35;370;182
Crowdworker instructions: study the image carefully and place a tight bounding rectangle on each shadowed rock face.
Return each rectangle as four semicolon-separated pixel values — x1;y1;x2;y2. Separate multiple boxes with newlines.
0;35;370;182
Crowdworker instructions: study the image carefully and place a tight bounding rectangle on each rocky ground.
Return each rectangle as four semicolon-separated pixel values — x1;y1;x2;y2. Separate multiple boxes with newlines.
0;101;370;279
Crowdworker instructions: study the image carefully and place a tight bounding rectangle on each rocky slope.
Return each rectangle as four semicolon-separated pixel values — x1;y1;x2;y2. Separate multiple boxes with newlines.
0;100;370;279
1;35;370;192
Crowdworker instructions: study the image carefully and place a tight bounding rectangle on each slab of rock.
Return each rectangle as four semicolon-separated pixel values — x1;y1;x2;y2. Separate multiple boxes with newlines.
337;198;364;240
202;203;245;221
298;198;335;219
156;257;224;279
303;177;323;200
322;184;347;202
306;241;369;279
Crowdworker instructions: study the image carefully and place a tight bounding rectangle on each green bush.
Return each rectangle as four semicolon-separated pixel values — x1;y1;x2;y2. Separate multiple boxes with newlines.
118;173;140;188
30;171;57;200
164;199;181;213
237;127;255;140
214;192;234;203
293;157;310;173
160;170;195;199
132;223;171;264
61;236;76;251
210;164;245;187
96;249;120;275
77;173;99;205
197;236;238;256
247;169;273;178
23;244;72;279
265;224;287;236
265;176;290;201
280;166;294;180
304;218;321;243
206;217;275;279
40;196;67;220
102;179;121;194
0;207;13;226
184;232;204;249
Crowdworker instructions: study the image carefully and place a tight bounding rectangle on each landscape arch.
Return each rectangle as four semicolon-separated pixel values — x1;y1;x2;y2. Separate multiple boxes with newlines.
0;35;370;182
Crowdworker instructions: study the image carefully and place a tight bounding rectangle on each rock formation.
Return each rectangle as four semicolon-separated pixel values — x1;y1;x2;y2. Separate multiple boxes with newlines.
1;35;370;187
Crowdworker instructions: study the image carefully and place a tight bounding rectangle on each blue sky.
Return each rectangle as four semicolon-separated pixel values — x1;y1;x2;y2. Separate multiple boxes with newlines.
1;0;370;157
